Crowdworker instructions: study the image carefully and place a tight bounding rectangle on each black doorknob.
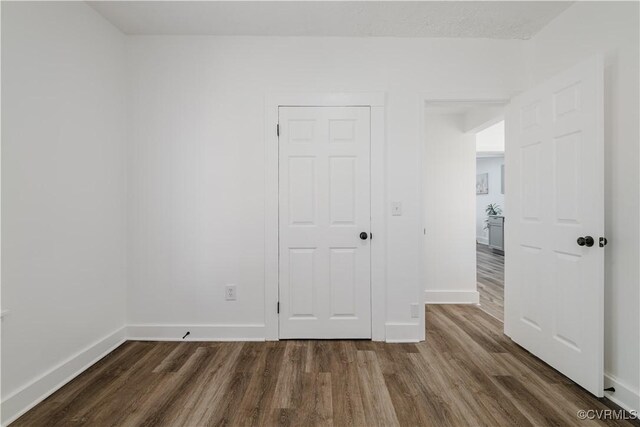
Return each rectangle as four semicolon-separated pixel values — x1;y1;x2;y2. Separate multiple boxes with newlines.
577;236;594;247
359;232;368;240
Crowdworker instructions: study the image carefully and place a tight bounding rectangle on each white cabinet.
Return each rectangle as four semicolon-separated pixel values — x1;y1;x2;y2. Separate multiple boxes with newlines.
488;215;504;253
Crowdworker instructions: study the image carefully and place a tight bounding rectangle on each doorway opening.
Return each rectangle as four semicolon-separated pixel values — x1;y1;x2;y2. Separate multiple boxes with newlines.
474;120;505;321
423;99;507;322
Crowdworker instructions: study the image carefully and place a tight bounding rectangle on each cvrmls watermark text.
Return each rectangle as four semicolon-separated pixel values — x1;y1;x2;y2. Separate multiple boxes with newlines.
577;409;637;420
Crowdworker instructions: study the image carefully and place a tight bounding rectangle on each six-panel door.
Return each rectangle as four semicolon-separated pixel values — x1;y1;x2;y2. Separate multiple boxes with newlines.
505;56;604;396
278;106;372;339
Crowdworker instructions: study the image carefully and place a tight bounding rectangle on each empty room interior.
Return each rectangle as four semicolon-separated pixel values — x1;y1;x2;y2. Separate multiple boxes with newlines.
1;1;639;426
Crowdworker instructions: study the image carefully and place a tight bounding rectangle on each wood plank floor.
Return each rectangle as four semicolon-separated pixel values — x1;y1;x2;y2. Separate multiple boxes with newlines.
14;305;634;427
477;243;504;321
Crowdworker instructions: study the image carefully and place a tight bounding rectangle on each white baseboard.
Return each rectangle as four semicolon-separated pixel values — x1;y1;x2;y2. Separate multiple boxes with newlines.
126;324;266;341
424;290;480;304
477;237;489;245
604;373;639;414
1;327;126;426
385;322;421;343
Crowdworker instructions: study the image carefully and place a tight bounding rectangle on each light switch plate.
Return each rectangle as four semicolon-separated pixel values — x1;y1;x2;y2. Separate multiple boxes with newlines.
391;201;402;216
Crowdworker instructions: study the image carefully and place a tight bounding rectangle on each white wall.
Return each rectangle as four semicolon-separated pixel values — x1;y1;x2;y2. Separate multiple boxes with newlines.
463;105;505;134
126;37;524;333
475;120;505;152
1;2;127;423
524;1;639;412
423;113;478;304
476;156;505;244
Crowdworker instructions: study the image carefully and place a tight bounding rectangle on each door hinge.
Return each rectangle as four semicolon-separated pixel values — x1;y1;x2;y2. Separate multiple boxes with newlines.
277;301;280;313
276;124;280;137
370;232;373;240
599;237;608;247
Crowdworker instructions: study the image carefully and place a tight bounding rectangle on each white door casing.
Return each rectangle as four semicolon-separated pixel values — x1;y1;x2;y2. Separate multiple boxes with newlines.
505;56;604;396
278;106;372;339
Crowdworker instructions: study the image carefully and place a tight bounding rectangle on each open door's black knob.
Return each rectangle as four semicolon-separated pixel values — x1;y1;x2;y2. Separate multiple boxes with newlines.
359;232;368;240
577;236;594;247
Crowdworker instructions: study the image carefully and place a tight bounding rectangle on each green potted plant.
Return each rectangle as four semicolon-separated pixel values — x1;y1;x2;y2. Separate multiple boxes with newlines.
484;203;502;230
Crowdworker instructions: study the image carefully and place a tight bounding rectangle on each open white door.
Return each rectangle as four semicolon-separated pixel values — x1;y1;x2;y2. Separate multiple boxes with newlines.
505;56;604;396
278;106;372;339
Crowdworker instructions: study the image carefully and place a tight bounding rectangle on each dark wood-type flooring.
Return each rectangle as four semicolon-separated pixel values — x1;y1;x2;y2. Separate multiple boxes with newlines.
14;304;634;426
477;243;505;322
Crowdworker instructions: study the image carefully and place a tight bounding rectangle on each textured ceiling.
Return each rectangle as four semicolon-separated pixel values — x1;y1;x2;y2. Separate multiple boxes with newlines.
88;1;573;39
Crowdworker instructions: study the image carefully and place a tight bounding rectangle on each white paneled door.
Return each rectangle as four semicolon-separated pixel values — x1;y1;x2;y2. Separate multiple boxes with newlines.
505;56;604;396
278;106;371;339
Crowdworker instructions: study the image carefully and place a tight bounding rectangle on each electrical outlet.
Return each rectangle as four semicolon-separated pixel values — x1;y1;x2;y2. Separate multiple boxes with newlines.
410;303;420;318
225;285;237;301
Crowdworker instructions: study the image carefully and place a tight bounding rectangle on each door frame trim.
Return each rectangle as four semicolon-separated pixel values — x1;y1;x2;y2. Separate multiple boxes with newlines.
264;92;386;341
